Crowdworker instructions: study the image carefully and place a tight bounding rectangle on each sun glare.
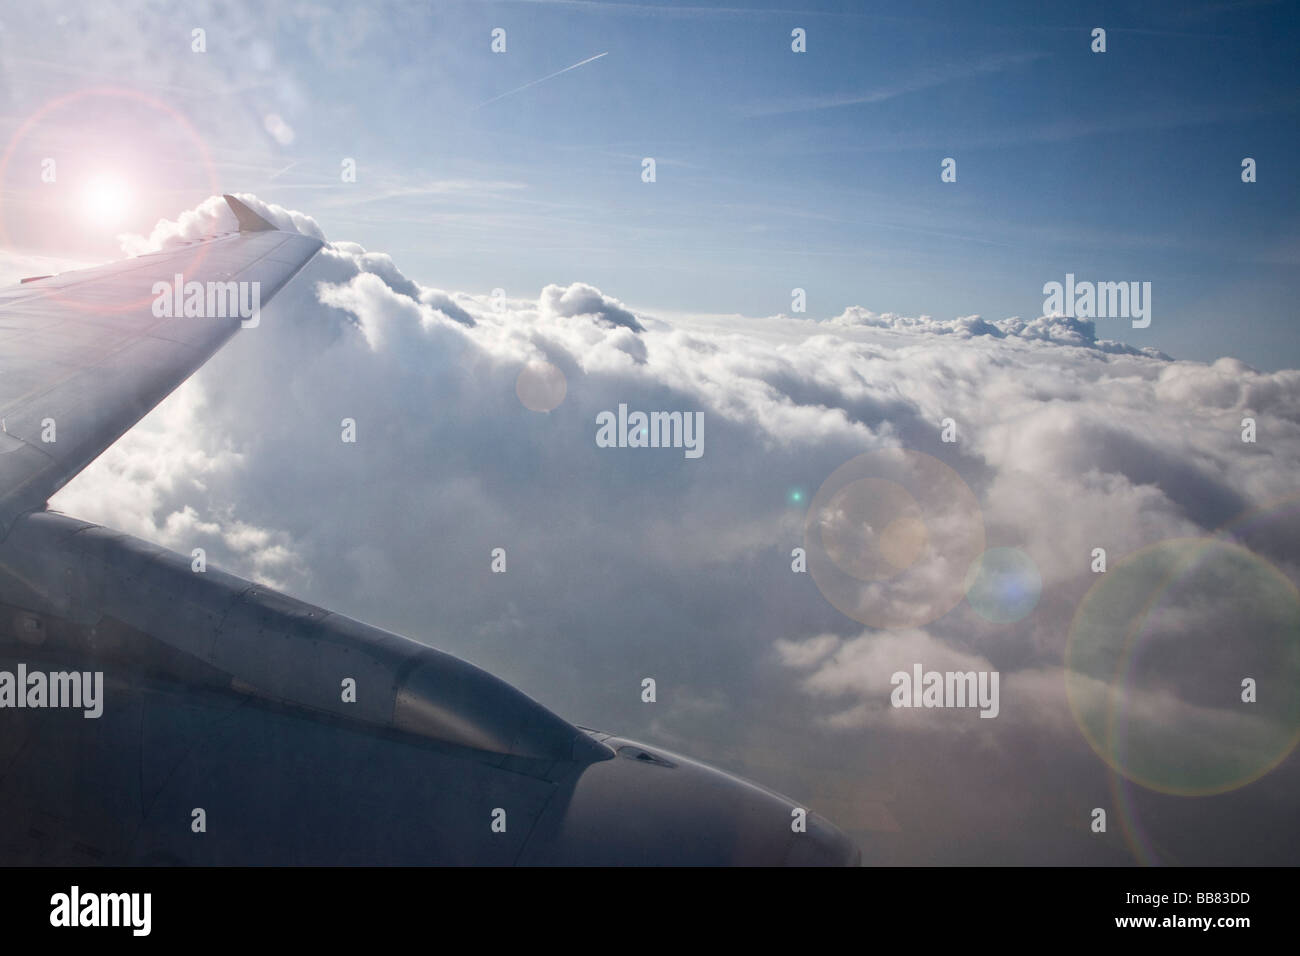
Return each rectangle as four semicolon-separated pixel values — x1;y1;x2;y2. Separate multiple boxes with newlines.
80;174;132;228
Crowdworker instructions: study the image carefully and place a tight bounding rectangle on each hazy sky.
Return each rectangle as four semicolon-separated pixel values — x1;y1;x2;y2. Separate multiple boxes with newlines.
0;0;1297;368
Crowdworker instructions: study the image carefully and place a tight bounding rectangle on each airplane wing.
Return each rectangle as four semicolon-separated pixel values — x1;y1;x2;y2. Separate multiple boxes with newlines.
0;195;322;533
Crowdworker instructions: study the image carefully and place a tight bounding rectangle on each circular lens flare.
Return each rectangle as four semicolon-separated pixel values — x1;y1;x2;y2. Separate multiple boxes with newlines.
965;547;1042;623
803;449;985;629
1065;537;1300;796
515;360;567;412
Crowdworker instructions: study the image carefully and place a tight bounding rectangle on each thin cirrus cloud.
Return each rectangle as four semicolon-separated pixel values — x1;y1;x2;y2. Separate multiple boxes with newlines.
740;51;1047;117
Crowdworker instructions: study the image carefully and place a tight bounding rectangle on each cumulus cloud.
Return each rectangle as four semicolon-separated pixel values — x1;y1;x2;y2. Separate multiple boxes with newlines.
828;305;1171;358
777;628;1004;730
541;281;645;333
117;192;325;257
49;194;1300;864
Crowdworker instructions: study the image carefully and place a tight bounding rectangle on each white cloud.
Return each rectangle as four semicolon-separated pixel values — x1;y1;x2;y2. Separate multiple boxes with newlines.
117;193;325;257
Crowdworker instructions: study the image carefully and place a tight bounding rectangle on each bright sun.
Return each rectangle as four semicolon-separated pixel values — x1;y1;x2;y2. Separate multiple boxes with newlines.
80;175;132;227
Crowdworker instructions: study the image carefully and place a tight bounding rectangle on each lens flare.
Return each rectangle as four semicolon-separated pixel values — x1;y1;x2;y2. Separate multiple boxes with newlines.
803;449;984;629
964;547;1041;623
0;87;220;314
515;360;567;412
1065;537;1300;796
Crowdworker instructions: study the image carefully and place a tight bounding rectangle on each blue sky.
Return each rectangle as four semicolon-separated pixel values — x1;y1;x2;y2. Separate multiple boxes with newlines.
2;0;1298;368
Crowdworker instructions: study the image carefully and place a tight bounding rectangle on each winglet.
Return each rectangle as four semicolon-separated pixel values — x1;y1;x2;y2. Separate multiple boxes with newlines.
223;194;278;232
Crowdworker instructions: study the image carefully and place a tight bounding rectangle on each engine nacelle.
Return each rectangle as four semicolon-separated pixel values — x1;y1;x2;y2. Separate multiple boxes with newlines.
0;510;609;765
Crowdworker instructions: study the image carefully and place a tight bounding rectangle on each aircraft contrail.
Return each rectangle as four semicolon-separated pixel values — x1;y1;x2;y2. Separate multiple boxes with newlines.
267;160;300;182
475;51;608;108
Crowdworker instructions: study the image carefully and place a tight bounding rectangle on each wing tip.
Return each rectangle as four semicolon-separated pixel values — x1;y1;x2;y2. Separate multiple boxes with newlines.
223;194;278;232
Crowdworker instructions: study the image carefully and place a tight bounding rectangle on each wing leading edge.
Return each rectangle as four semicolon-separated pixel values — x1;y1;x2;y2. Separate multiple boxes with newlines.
0;196;322;534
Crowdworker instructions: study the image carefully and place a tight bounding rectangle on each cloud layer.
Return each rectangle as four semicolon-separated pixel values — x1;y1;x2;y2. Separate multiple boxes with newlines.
47;195;1300;864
